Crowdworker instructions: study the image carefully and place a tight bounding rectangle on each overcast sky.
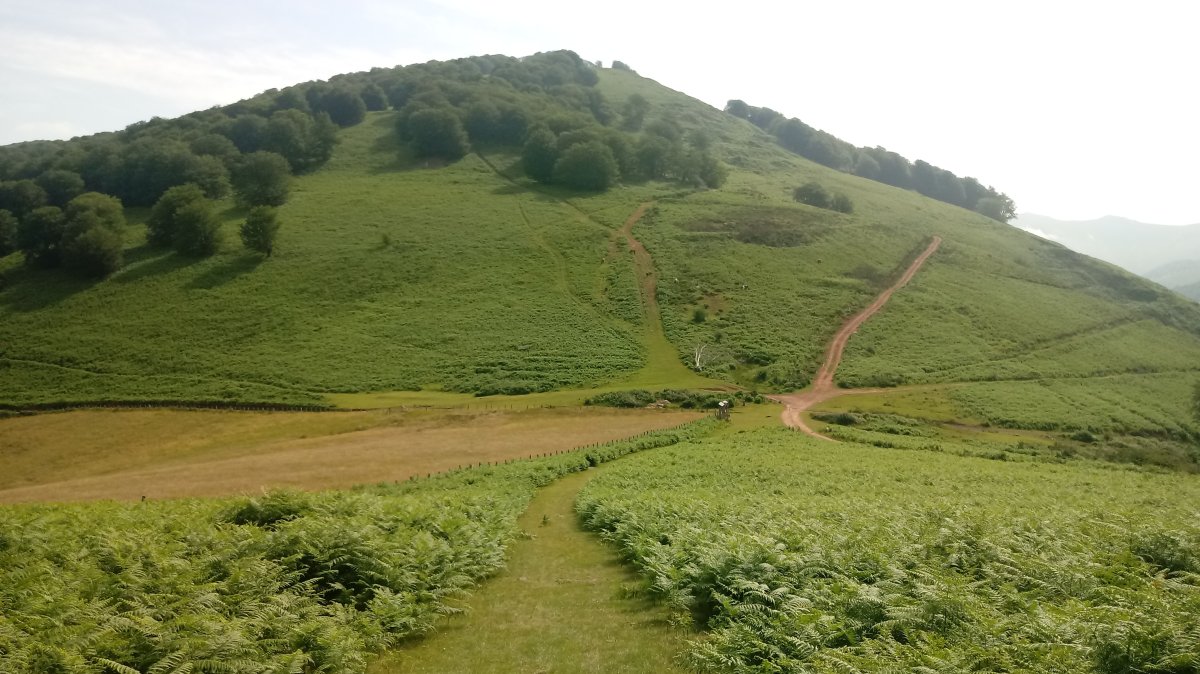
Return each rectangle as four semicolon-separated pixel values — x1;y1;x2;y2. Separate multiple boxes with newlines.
2;0;1196;224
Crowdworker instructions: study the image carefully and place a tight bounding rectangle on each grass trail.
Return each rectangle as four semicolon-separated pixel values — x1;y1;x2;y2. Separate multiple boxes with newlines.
610;202;718;389
370;464;691;674
472;154;723;392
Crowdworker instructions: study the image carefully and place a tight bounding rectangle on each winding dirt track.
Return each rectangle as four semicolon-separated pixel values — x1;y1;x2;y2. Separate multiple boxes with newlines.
770;236;942;440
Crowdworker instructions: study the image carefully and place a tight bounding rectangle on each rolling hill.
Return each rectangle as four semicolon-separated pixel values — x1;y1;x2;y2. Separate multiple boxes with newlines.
3;50;1200;674
1;52;1198;444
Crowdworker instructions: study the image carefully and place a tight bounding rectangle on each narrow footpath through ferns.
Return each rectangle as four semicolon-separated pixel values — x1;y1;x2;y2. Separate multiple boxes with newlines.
370;464;691;673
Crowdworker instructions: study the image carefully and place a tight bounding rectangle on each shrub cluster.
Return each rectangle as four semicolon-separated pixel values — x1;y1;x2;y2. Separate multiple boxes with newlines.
792;181;853;213
584;388;763;409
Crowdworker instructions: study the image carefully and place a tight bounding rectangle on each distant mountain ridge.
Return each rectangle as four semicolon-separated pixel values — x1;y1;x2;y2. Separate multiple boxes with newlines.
1014;213;1200;298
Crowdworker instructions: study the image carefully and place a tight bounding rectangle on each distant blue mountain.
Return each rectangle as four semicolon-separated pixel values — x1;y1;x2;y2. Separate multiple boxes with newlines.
1013;214;1200;300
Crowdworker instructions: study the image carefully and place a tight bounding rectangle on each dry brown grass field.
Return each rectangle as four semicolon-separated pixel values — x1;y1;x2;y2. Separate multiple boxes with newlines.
0;407;701;503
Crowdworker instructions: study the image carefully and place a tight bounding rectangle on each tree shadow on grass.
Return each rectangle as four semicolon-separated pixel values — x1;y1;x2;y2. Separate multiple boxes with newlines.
184;255;262;290
0;265;93;312
112;247;191;285
490;182;567;205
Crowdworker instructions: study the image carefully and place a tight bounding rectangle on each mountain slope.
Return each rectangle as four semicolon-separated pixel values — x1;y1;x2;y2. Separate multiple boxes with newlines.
1014;213;1200;277
1176;280;1200;302
1;56;1197;443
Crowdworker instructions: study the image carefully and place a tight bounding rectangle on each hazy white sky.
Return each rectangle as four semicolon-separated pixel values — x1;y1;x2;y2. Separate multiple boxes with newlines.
2;0;1197;224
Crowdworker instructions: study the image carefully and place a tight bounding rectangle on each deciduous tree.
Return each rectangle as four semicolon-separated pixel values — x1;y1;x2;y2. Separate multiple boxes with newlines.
621;94;651;131
240;206;280;257
35;170;85;207
17;205;65;266
0;180;48;219
724;99;751;119
552;141;619;191
0;209;17;257
60;192;126;276
360;83;388;111
830;192;855;214
406;108;470;160
232;152;292;207
522;126;558;183
793;182;831;209
316;88;367;128
172;199;222;256
975;194;1016;222
61;211;124;277
147;184;206;247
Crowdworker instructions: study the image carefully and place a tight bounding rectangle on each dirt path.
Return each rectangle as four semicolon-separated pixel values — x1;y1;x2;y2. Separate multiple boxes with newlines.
771;237;942;439
370;466;690;674
620;203;660;326
612;202;720;388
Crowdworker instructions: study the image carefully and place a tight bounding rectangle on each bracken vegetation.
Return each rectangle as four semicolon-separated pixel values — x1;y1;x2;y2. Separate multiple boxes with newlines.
578;428;1200;673
0;420;713;672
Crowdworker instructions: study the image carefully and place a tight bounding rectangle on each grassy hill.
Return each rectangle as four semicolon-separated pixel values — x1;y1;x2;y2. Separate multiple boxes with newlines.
2;58;1198;445
3;51;1200;674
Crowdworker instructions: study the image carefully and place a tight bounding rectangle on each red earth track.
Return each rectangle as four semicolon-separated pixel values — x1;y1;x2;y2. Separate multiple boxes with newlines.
770;237;942;440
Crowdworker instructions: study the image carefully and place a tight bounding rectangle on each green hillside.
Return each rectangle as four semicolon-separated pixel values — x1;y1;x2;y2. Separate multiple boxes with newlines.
3;49;1200;674
2;53;1198;443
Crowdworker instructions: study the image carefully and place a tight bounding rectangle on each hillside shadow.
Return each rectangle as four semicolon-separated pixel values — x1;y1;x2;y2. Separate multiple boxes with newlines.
0;265;93;312
113;247;191;284
184;255;262;290
489;182;569;205
221;203;251;220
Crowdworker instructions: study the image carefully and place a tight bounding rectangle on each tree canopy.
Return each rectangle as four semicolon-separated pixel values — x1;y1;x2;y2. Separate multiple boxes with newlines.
16;206;65;267
0;210;18;258
406;108;470;160
148;184;207;248
240;206;280;257
61;210;124;277
793;182;831;209
233;152;292;207
172;199;222;257
552;141;619;191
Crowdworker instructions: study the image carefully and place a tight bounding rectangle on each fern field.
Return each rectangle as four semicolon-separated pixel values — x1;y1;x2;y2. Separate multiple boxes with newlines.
0;420;713;673
577;428;1200;673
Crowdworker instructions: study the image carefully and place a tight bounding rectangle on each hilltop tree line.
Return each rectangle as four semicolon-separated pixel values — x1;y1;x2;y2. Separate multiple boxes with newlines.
1;51;728;279
385;52;726;191
725;100;1016;222
0;72;365;274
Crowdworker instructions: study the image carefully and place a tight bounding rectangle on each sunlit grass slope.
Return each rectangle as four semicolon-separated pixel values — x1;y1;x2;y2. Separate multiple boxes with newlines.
591;69;1200;438
0;117;657;405
2;64;1198;434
